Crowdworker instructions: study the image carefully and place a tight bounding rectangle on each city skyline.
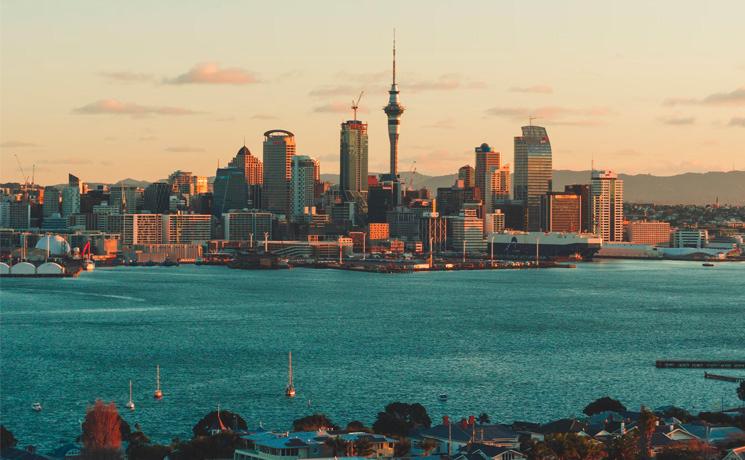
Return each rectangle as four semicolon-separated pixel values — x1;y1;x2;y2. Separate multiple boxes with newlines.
2;1;745;185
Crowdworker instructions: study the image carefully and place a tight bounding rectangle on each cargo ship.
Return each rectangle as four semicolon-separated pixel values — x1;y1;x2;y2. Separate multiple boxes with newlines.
487;231;603;260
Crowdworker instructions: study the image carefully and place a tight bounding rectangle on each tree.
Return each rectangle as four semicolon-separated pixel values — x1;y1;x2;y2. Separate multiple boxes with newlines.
81;400;122;459
478;412;491;424
372;402;431;437
292;413;337;432
528;433;604;460
0;425;18;451
738;381;745;402
171;431;240;460
606;431;639;460
657;406;692;423
324;437;349;457
421;437;438;455
346;421;371;432
583;397;627;416
637;406;657;460
394;438;411;457
126;427;172;460
656;439;715;460
192;409;247;437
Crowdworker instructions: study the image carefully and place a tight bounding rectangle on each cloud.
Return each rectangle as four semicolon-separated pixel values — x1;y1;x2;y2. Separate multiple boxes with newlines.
660;116;695;125
309;85;357;97
485;105;612;126
509;85;553;94
664;86;745;107
73;99;200;116
164;146;205;153
730;117;745;127
423;119;456;129
138;136;158;142
251;114;278;120
334;70;388;84
398;74;486;93
37;157;93;165
165;63;259;85
100;71;154;83
1;141;39;148
312;102;368;114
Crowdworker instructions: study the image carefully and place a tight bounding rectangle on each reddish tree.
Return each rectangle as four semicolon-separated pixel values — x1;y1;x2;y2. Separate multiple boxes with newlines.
81;400;122;452
637;406;657;460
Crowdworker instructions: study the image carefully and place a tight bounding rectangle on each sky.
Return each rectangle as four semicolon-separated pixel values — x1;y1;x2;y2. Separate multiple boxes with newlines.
1;0;744;185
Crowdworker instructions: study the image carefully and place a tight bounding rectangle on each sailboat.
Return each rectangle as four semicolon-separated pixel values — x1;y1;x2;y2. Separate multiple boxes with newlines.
153;365;163;400
126;380;135;410
285;352;296;398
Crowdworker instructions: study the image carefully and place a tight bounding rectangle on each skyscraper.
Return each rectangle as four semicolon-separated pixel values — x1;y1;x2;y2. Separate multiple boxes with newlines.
591;170;624;242
168;170;194;195
61;185;81;218
262;129;296;215
514;125;552;231
229;145;263;186
475;143;500;202
383;32;404;178
340;120;368;194
457;165;475;189
143;182;171;213
540;192;582;233
42;187;61;217
213;167;247;216
290;155;318;221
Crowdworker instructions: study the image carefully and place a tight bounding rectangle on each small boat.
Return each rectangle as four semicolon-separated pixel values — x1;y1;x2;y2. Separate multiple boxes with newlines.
438;394;448;402
154;365;163;400
83;260;95;271
32;402;42;412
126;380;135;410
702;263;715;267
285;351;296;398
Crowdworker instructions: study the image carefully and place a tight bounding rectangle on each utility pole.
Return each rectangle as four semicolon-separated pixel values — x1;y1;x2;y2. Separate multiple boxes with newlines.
362;233;366;260
264;232;269;253
462;240;466;263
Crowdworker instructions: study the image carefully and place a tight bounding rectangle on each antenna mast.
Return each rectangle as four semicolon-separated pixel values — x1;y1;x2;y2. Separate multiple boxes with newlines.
392;29;397;85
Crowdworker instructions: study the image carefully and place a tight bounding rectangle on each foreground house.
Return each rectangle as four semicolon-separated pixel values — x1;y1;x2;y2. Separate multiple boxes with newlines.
234;430;396;460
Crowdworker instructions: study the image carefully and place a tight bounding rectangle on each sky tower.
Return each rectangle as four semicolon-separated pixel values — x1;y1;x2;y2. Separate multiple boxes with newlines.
383;30;405;178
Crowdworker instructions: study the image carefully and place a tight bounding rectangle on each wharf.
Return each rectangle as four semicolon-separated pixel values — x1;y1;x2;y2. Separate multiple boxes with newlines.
656;360;745;369
704;372;745;383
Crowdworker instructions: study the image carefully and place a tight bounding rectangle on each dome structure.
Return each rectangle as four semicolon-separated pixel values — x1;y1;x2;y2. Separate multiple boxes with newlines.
35;235;71;256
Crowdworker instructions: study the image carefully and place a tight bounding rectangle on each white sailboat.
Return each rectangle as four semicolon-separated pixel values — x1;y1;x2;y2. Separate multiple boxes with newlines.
285;352;296;398
154;365;163;400
126;380;135;410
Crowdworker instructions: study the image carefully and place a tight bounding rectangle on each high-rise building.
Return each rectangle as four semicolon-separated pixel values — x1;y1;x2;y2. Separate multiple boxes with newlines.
42;187;61;217
61;186;81;218
119;214;163;245
591;170;624;242
475;143;500;202
340;120;369;193
213;167;248;216
541;192;582;233
458;165;475;189
143;182;171;213
514;125;552;231
1;200;30;229
484;211;506;234
68;173;81;191
564;184;592;232
626;221;671;246
262;129;296;215
168;170;194;196
110;185;139;213
450;208;485;255
290;155;318;221
223;211;273;241
191;176;209;195
484;164;511;215
161;214;211;243
229;145;263;185
383;33;404;178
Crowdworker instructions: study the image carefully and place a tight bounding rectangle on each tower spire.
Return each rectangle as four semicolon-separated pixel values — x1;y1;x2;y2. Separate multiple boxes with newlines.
392;28;396;85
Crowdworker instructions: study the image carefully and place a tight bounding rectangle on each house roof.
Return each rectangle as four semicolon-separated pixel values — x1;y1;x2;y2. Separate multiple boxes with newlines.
540;418;588;435
681;423;745;443
0;448;51;460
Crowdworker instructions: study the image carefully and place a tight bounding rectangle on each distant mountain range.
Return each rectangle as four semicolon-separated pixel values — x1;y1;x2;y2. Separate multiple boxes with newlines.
321;170;745;205
38;171;743;205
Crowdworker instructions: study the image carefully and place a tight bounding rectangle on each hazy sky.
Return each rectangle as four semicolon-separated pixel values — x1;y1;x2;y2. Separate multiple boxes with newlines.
2;0;744;185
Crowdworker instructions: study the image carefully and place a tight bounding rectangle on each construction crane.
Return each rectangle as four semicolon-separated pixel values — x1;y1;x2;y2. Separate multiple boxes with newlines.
14;154;29;185
407;160;417;191
351;91;364;121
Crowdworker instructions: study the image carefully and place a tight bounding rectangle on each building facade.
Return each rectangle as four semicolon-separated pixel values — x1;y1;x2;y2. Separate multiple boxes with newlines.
450;208;485;254
42;187;61;217
61;186;81;218
514;125;552;231
223;211;273;241
475;143;500;203
262;130;296;215
626;221;671;246
340;120;369;194
290;155;318;221
162;214;211;243
591;170;624;242
541;192;582;233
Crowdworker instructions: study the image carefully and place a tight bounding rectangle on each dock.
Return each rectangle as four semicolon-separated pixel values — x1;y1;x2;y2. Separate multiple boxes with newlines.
656;360;745;369
704;372;745;383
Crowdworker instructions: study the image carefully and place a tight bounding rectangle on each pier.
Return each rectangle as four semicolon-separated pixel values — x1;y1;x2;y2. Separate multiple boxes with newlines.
656;360;745;369
704;372;745;383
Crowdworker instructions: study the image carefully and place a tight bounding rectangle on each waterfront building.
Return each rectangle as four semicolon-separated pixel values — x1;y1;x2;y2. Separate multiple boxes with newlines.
61;185;81;218
386;206;423;240
368;222;390;241
450;208;485;254
670;228;708;248
262;130;296;215
436;184;481;217
162;214;211;244
6;201;30;229
143;182;171;214
223;211;273;241
122;243;202;264
541;192;582;233
420;211;448;253
564;184;592;232
458;165;475;188
340;119;368;194
213;167;248;217
42;187;61;217
367;183;396;223
475;143;501;203
591;170;624;242
514;125;552;231
234;431;396;460
41;213;68;231
117;214;163;245
484;210;506;235
383;33;404;179
626;221;671;246
290;155;318;222
492;199;527;231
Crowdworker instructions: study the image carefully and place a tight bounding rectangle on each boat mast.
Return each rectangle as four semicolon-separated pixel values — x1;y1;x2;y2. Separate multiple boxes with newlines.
156;365;160;391
288;352;293;388
129;380;133;402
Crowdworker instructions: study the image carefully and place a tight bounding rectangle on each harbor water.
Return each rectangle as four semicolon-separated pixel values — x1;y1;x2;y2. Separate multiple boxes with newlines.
1;260;744;450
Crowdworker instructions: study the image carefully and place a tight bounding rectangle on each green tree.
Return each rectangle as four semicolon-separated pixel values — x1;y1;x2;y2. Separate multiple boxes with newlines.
637;406;657;460
324;437;348;457
372;402;431;437
583;397;627;416
0;426;18;451
478;412;491;424
171;431;240;460
346;421;371;432
192;409;247;437
606;430;639;460
353;437;374;457
292;413;337;431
